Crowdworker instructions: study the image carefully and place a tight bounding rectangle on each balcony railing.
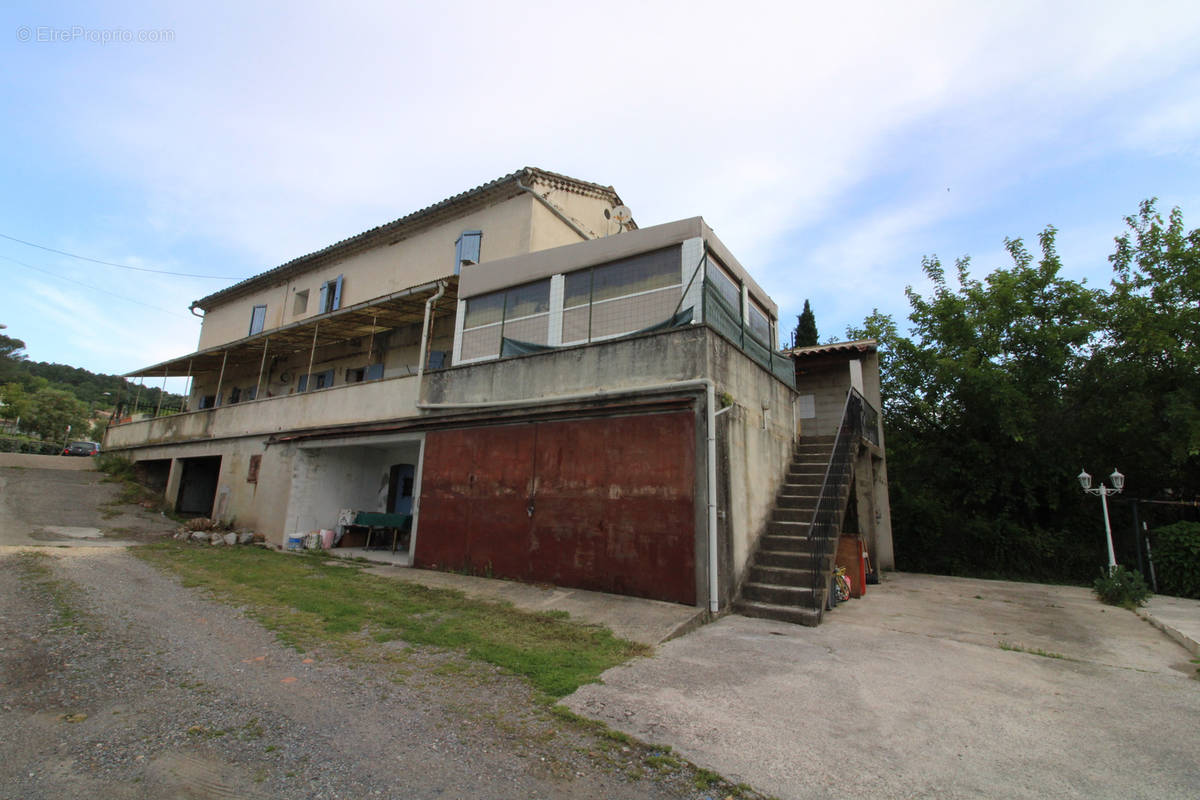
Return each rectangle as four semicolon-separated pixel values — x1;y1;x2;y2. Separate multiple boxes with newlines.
105;373;421;450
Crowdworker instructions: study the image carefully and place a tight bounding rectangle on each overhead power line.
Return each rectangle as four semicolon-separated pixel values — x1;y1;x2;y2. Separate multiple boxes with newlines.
1;254;193;319
0;231;238;279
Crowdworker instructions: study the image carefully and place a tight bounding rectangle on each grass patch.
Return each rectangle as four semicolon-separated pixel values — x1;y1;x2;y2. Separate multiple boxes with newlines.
644;754;682;770
14;552;90;633
693;767;722;790
186;725;227;738
998;641;1069;660
133;542;648;698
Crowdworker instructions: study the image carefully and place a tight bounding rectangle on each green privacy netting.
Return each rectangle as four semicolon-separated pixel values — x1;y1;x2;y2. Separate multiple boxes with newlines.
500;307;695;357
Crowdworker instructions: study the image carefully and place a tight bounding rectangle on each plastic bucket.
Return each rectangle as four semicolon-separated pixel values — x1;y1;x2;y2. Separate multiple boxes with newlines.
320;529;335;549
285;534;304;551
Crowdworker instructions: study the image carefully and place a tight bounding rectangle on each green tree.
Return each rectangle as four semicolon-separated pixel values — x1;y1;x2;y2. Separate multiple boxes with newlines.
856;227;1106;579
1093;200;1200;498
0;382;33;426
791;299;819;347
857;201;1200;583
0;328;27;384
24;387;90;444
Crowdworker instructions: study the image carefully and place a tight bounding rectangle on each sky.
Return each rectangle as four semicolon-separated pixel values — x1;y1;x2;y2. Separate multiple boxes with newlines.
2;0;1199;395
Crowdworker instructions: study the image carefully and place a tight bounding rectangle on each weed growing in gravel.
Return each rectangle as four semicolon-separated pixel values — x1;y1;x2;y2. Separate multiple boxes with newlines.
134;543;647;698
998;641;1071;660
644;754;682;770
14;552;91;634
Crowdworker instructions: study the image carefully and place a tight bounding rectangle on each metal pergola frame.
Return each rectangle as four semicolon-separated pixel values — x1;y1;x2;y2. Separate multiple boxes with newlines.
126;279;457;406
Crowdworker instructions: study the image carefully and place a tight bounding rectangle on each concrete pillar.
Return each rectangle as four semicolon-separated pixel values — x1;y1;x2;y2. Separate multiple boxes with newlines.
872;454;896;569
451;299;467;365
548;274;564;346
680;237;705;324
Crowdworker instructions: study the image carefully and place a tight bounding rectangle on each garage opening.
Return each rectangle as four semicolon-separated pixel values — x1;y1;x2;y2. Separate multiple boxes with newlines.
287;435;423;564
176;456;222;516
133;458;171;493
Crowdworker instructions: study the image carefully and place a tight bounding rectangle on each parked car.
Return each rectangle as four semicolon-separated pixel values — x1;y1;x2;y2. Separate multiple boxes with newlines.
62;440;101;457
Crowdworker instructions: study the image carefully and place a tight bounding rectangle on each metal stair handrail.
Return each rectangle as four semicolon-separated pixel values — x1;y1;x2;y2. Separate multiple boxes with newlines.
808;388;868;617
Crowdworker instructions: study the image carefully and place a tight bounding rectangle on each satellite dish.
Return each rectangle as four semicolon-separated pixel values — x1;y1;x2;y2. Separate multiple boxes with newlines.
611;205;632;225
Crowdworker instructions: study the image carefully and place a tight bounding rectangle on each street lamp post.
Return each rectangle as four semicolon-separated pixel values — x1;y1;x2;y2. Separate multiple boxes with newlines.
1077;468;1125;574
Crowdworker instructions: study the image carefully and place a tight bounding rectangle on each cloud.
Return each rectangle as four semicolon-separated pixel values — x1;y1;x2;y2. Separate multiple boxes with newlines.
4;0;1200;369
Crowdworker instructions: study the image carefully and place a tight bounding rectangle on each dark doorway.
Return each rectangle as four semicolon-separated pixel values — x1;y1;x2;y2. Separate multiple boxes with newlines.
176;456;222;516
134;458;171;492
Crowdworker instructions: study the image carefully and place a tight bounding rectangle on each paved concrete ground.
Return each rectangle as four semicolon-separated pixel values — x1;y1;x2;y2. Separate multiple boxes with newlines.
0;452;97;470
565;572;1200;800
362;561;705;646
0;461;163;547
1138;593;1200;657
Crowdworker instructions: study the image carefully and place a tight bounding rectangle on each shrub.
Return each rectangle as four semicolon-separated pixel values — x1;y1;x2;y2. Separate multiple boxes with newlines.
1153;521;1200;600
0;437;61;455
1093;566;1152;609
95;453;136;481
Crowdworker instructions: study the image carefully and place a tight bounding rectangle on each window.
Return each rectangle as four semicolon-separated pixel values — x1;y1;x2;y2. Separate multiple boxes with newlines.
247;454;261;484
706;256;740;312
455;231;482;274
590;249;679;302
460;279;551;360
293;290;309;316
229;385;258;404
298;369;334;392
463;291;504;328
346;367;366;383
564;270;592;309
317;275;343;314
504;281;550;318
561;247;683;344
248;304;267;335
747;300;771;345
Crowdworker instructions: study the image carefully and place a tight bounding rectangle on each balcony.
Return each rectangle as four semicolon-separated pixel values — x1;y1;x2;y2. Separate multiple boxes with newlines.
105;373;421;450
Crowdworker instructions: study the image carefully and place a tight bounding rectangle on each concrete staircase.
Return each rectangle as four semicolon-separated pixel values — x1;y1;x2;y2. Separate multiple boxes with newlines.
734;434;846;626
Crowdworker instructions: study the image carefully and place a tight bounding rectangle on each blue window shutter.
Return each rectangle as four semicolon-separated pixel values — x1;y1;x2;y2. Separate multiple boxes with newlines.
455;231;482;275
249;305;266;335
298;374;308;392
365;363;384;381
427;350;446;370
318;283;329;314
332;275;343;310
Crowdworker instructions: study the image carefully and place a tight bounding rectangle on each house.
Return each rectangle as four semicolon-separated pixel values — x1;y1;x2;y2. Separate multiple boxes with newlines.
107;167;892;623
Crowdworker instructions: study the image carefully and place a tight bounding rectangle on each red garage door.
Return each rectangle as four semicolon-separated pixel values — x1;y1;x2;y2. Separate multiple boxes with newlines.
415;411;697;605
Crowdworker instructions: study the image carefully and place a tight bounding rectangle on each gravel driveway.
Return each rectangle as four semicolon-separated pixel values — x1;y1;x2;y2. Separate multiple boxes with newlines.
0;464;739;799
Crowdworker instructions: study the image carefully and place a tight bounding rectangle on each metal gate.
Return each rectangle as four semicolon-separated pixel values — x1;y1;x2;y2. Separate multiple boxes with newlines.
415;411;697;604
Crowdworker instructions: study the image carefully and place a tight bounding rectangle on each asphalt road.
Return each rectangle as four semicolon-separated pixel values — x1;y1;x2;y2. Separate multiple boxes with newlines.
566;573;1200;800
